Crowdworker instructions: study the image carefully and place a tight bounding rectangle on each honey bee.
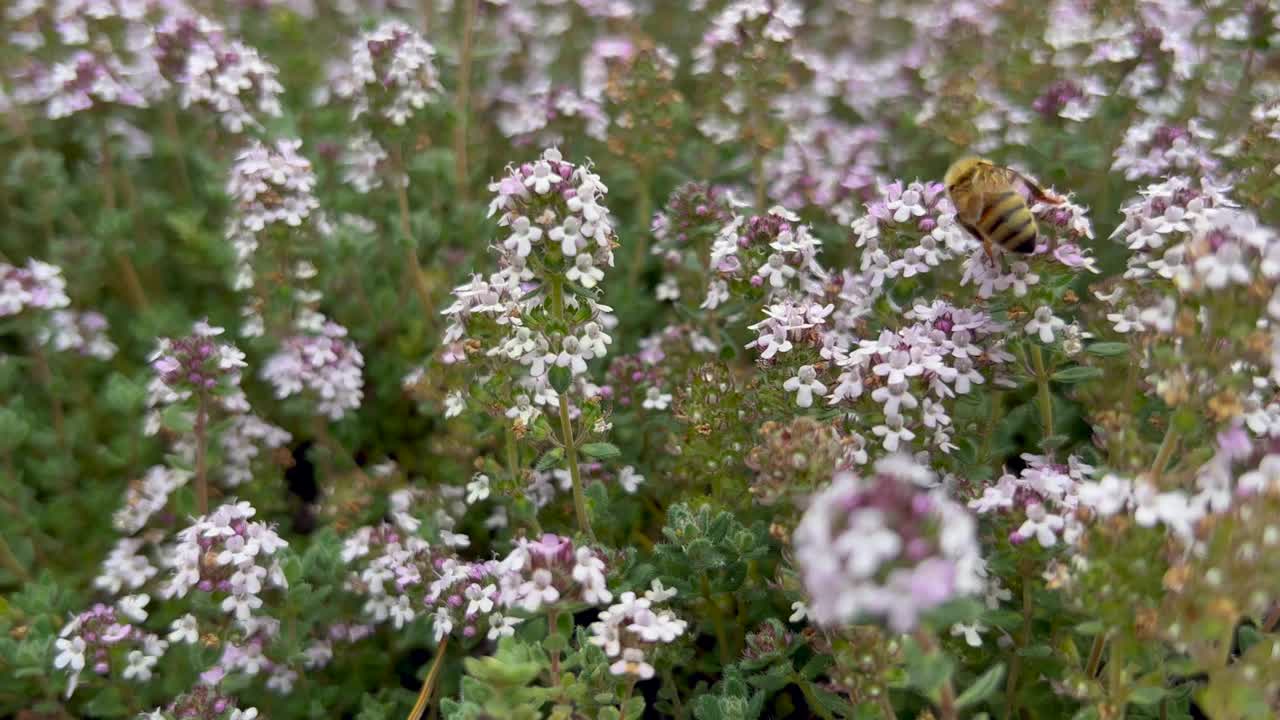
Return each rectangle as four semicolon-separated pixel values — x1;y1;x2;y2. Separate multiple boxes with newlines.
944;156;1064;264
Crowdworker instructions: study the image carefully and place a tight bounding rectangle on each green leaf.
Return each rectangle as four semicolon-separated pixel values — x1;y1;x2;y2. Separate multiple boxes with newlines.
161;404;195;434
1016;644;1052;658
922;597;984;628
1051;366;1104;383
580;442;621;459
956;663;1005;709
549;366;572;394
1074;620;1105;636
536;448;564;471
1085;342;1129;357
84;687;129;717
1129;687;1167;705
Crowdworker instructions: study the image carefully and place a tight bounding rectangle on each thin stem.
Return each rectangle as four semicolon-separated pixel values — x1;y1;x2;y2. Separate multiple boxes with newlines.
1085;632;1108;679
1006;564;1034;715
661;668;685;719
407;635;450;720
163;105;193;203
626;163;654;289
1149;424;1179;483
548;609;561;681
1029;344;1054;453
194;392;209;515
0;533;30;583
505;425;520;484
558;395;594;542
30;343;66;451
453;0;477;207
701;575;731;666
548;274;596;542
391;144;435;316
101;136;148;310
877;693;897;720
913;630;956;720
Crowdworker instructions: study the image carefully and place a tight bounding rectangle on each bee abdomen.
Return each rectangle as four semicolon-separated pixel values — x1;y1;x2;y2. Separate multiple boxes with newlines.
980;192;1037;254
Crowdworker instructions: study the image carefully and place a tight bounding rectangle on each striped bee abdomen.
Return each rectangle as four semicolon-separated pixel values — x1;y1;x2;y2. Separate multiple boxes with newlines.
978;190;1038;254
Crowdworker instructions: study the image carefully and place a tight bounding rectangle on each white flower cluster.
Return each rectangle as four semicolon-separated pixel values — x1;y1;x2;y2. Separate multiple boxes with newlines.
161;501;289;630
440;148;617;419
155;10;283;133
225;139;322;298
261;320;365;420
794;455;984;632
37;310;117;359
0;259;72;317
345;20;441;126
588;583;688;679
112;465;192;535
969;454;1096;547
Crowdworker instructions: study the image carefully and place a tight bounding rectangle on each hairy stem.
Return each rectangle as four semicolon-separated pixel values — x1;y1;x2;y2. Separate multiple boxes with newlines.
701;574;731;666
1149;424;1179;483
626;163;654;289
194;391;209;515
0;532;30;583
1085;631;1108;679
101;136;149;311
1029;344;1054;453
407;635;450;720
1006;564;1034;714
391;144;435;316
453;0;477;206
548;274;596;542
913;629;956;720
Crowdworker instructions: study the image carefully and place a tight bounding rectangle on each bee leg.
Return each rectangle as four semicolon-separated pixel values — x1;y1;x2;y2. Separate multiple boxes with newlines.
983;241;998;269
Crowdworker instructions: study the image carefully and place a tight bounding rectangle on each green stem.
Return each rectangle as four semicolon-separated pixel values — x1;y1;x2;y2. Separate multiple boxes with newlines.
0;533;30;583
1085;631;1108;679
1149;425;1179;483
30;343;66;451
162;104;193;203
662;667;686;719
1029;344;1054;453
505;425;520;484
796;677;835;720
627;163;654;289
701;575;731;666
548;274;595;541
407;635;450;720
454;0;477;207
391;144;435;316
914;630;957;720
1006;564;1034;716
877;693;897;720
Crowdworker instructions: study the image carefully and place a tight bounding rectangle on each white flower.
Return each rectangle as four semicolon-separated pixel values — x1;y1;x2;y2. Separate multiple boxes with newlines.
618;466;645;493
123;650;158;681
53;636;86;672
757;253;796;288
389;595;416;629
504;216;543;258
1025;306;1065;343
487;613;521;640
566;253;605;288
1106;305;1145;334
1017;503;1064;546
230;709;260;720
432;607;454;642
466;473;491;504
951;622;986;647
1078;474;1132;516
642;386;673;410
871;413;915;452
168;614;199;644
609;647;655;679
783;365;827;408
645;579;677;603
525;159;562;194
118;594;150;622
